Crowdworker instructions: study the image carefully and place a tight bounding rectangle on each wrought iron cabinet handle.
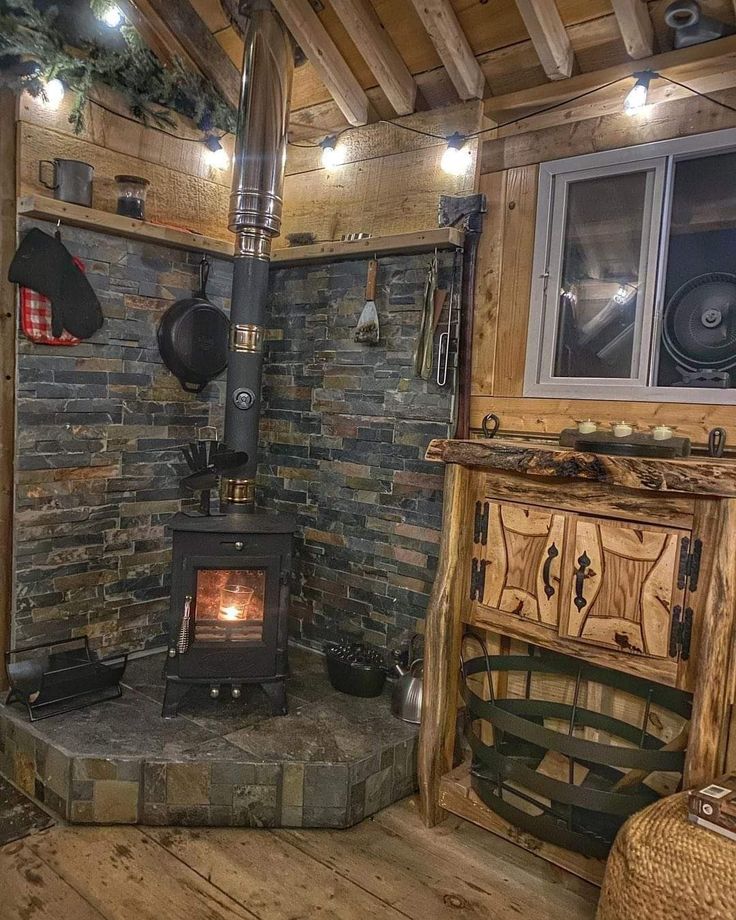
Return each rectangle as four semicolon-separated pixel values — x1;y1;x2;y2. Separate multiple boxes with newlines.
542;543;559;598
574;552;590;610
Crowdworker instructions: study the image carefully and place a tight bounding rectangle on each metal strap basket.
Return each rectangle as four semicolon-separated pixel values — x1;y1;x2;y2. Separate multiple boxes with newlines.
461;635;693;858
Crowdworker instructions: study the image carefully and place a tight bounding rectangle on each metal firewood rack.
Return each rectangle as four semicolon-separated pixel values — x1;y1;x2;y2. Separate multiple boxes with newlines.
5;636;128;721
461;636;693;858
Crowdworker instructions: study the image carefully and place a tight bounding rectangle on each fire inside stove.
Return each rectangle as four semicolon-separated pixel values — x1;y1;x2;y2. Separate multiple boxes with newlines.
194;568;265;642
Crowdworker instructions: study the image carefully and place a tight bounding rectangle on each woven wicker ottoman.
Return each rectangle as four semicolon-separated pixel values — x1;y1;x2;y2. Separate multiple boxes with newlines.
596;792;736;920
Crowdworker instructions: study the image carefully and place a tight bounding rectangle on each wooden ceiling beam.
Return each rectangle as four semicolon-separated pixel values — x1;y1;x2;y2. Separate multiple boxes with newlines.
127;0;241;109
329;0;416;116
611;0;654;59
271;0;370;126
513;0;574;81
407;0;485;101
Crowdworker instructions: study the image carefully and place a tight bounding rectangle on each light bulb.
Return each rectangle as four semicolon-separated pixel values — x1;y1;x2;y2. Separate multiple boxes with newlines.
205;146;230;169
441;133;470;176
42;78;65;108
102;5;123;27
624;71;655;115
320;136;345;168
203;135;229;169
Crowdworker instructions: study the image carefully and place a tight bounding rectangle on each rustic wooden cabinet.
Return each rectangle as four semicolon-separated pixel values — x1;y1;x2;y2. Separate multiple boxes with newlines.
419;438;736;885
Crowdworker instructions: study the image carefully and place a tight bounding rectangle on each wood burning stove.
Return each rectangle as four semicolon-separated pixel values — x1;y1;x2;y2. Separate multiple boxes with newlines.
162;513;294;717
162;2;297;717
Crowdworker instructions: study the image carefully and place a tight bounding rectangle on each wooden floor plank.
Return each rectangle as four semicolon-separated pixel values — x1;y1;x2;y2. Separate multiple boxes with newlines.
0;838;107;920
279;797;597;920
142;825;410;920
24;827;257;920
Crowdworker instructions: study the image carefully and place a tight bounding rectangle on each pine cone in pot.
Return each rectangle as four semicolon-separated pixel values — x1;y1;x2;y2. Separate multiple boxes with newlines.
324;642;386;697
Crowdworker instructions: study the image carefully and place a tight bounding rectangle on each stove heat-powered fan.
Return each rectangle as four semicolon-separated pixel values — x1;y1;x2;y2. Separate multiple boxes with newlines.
663;272;736;387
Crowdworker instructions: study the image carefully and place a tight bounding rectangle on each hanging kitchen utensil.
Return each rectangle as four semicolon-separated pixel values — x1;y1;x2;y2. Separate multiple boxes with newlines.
708;427;727;457
437;265;457;388
158;256;229;393
414;252;437;378
354;258;380;344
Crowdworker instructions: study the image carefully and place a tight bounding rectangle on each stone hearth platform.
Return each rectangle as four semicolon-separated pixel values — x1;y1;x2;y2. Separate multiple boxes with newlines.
0;646;417;828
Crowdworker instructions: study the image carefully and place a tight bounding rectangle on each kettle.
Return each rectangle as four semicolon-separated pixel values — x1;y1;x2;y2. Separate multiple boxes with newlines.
391;635;423;724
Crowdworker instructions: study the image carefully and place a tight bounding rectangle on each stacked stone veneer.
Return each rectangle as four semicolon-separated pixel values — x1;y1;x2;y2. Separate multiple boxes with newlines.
12;230;451;655
259;253;453;650
13;219;230;653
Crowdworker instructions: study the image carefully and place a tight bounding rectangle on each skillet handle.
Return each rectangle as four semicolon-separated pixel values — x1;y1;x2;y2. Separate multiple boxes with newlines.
199;256;210;297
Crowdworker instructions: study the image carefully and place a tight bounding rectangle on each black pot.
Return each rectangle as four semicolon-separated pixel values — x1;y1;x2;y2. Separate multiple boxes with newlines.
324;643;386;697
157;256;228;393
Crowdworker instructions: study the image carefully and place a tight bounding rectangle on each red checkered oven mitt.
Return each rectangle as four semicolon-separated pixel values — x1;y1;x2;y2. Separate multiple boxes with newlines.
19;256;85;345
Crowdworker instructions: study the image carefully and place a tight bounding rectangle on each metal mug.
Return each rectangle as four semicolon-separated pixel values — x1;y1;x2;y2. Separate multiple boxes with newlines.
39;158;94;207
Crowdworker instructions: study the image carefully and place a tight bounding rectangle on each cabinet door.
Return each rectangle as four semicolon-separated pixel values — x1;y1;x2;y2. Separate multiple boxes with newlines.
480;501;565;629
561;517;687;659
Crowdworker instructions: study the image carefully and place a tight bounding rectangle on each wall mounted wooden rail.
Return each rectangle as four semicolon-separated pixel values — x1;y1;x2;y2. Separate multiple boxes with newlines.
18;196;464;265
425;438;736;498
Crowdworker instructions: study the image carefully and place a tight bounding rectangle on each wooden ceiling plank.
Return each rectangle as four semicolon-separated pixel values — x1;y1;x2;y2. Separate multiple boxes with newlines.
611;0;654;59
129;0;241;109
272;0;370;126
329;0;417;116
485;33;736;121
514;0;574;80
406;0;486;101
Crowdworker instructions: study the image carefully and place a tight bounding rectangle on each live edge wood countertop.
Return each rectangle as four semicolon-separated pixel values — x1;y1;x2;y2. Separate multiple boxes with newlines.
425;437;736;497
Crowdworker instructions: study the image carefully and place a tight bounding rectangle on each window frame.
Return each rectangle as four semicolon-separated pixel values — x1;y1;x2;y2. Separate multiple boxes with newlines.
524;126;736;404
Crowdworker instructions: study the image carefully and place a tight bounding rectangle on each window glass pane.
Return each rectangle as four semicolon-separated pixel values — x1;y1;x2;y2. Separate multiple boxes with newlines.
553;170;650;379
657;151;736;390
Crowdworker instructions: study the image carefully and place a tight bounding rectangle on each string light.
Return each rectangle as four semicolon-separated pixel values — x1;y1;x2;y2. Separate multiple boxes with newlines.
42;78;65;107
204;134;229;169
441;132;471;175
624;71;657;114
101;5;123;28
320;135;346;168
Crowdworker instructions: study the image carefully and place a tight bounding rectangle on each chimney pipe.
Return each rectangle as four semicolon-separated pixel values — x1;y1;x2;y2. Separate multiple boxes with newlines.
221;0;294;510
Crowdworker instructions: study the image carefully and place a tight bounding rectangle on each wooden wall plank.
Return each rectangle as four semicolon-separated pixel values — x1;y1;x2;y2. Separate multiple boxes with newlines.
469;396;736;447
0;90;16;688
18;121;231;240
492;165;538;397
470;171;506;395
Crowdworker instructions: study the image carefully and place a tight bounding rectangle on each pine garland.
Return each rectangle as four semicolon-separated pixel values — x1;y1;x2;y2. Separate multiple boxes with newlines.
0;0;237;136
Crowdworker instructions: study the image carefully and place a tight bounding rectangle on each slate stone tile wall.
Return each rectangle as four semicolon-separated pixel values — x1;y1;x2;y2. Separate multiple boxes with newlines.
258;253;454;651
12;219;231;653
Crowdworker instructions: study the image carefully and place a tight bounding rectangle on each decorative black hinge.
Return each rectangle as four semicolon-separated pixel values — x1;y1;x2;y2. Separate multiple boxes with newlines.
677;537;703;592
470;558;488;602
474;500;489;545
669;605;694;660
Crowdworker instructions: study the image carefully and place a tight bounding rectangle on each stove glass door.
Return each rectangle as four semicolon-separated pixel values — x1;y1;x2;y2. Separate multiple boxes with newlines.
193;567;266;643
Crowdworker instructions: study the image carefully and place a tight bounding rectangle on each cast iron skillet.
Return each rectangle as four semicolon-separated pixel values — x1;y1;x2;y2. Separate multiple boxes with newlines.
157;256;228;393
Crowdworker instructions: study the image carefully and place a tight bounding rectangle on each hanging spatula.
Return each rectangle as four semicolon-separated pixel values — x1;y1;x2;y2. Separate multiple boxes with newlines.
355;258;380;344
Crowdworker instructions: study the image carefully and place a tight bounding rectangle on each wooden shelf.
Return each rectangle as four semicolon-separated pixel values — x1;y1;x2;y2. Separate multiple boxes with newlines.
425;437;736;498
438;763;606;887
17;195;234;259
18;196;464;265
271;227;464;265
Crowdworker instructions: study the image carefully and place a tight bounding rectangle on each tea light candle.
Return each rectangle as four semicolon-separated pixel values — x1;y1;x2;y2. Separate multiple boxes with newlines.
612;421;633;438
577;419;597;435
652;425;673;441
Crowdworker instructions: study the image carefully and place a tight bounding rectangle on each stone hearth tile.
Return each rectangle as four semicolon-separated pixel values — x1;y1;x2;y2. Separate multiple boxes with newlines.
210;760;257;786
303;763;348;810
93;780;140;823
348;779;366;825
70;801;96;822
42;746;71;802
232;784;279;827
365;766;393;817
280;805;303;827
166;762;210;806
281;762;304;808
302;805;348;828
143;762;167;803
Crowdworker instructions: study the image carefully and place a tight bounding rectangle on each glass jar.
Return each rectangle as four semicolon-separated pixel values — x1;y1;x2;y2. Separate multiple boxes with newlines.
114;174;150;220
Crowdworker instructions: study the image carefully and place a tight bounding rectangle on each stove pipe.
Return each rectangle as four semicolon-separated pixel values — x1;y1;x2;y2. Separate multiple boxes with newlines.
221;0;294;510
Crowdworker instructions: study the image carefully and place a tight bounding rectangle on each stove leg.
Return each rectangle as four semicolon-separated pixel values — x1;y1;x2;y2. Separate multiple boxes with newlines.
162;679;190;718
262;680;287;716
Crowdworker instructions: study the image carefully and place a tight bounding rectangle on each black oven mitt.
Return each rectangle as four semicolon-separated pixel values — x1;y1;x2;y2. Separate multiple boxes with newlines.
8;228;103;339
